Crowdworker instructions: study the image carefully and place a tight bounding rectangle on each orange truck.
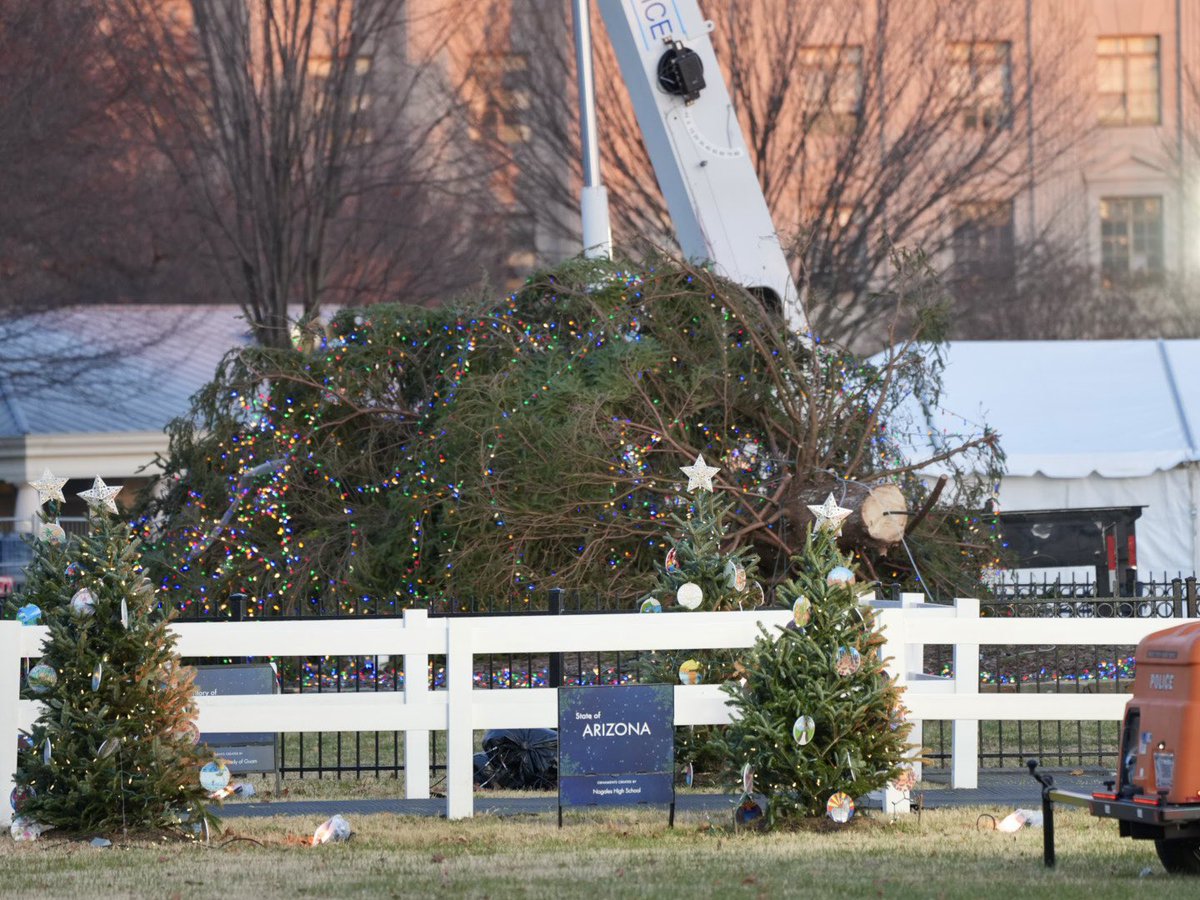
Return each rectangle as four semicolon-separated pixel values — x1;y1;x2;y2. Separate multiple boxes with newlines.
1032;620;1200;874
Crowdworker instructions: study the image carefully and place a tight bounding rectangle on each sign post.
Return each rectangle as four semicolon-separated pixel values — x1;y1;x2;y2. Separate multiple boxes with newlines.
558;683;675;827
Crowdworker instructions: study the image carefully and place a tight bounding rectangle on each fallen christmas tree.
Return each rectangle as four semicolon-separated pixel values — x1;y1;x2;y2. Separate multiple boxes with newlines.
136;251;1003;614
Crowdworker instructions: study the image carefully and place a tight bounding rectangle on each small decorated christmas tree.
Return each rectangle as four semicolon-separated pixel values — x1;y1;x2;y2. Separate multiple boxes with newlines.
11;472;214;835
714;517;913;825
643;454;767;773
649;452;764;615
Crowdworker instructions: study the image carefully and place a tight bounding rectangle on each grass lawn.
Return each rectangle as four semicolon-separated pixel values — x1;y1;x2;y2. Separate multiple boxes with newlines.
1;806;1194;899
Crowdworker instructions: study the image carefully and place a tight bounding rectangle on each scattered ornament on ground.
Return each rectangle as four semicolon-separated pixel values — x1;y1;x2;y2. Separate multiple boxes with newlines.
997;808;1042;832
826;792;855;823
90;837;112;849
734;796;767;831
311;814;352;846
10;818;48;842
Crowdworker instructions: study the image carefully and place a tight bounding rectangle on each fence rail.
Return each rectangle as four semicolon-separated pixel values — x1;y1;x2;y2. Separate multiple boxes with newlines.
5;596;1194;824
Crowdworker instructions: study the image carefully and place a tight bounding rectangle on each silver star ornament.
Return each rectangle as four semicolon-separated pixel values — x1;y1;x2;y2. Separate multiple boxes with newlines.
808;493;853;534
680;453;721;492
30;469;68;506
78;477;121;514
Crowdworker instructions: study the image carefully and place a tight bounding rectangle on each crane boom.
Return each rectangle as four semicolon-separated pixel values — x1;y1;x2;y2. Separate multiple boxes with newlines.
596;0;804;330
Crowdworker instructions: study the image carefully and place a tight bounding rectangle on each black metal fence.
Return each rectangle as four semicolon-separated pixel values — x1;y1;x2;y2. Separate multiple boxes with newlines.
163;569;1198;780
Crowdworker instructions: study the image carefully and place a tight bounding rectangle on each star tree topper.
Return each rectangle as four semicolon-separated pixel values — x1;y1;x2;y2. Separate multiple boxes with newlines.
30;469;68;506
680;453;720;492
808;493;853;534
78;477;121;514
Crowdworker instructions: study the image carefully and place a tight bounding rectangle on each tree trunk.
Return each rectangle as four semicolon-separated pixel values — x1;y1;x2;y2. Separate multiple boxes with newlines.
784;478;909;554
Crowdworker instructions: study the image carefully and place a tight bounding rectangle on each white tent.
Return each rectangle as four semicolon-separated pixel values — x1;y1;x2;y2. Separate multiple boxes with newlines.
899;340;1200;577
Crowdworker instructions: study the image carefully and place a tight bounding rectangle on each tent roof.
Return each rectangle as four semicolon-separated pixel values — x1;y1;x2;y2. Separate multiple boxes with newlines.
894;339;1200;478
0;305;255;439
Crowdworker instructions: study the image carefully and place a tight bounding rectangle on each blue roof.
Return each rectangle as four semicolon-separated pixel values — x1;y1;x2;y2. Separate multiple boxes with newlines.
0;305;256;438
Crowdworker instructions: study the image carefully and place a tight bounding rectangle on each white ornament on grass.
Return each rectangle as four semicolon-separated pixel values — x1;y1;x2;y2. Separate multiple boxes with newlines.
78;477;121;514
30;470;68;506
680;453;720;492
808;493;852;534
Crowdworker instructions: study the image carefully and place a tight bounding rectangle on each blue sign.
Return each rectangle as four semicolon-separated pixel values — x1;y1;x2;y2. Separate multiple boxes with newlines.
558;684;675;820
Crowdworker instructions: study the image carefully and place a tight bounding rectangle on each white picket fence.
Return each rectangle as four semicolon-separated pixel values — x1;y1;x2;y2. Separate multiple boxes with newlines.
2;595;1189;825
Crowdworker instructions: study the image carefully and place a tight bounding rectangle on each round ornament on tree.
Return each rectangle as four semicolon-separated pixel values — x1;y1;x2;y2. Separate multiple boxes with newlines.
199;761;231;793
638;596;662;614
678;659;702;685
16;604;42;626
745;580;765;606
791;596;811;628
177;721;201;746
725;560;747;593
835;647;862;676
38;522;67;545
792;715;815;746
664;547;680;573
65;562;82;580
91;663;103;692
26;664;57;694
741;763;754;794
826;566;856;586
70;588;96;617
826;792;855;823
676;582;703;610
9;785;35;814
96;737;121;760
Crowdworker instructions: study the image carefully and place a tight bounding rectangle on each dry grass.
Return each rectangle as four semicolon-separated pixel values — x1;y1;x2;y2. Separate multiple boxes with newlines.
1;806;1195;899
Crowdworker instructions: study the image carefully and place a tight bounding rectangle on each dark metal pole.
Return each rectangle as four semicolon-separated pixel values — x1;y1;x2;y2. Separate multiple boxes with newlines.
548;588;564;688
1028;759;1056;868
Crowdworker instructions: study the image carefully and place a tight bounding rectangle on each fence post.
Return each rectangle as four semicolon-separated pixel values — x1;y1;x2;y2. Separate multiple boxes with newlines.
1172;578;1183;619
1;621;20;826
952;597;981;789
878;604;911;816
445;616;475;819
898;594;925;783
402;608;431;800
1187;577;1198;619
547;588;564;688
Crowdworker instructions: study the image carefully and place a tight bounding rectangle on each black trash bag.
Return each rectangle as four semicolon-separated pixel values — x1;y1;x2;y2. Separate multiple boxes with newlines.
480;728;558;790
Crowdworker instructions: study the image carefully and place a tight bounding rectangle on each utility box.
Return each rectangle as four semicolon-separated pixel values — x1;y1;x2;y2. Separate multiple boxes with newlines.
1121;622;1200;805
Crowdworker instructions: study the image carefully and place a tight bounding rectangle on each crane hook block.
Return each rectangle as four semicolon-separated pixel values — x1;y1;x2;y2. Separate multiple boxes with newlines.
656;40;705;104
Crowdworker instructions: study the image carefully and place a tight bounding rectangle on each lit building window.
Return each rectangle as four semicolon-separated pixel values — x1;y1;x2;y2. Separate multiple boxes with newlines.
799;46;864;131
1098;36;1160;126
1100;196;1164;286
952;201;1015;287
949;41;1012;131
